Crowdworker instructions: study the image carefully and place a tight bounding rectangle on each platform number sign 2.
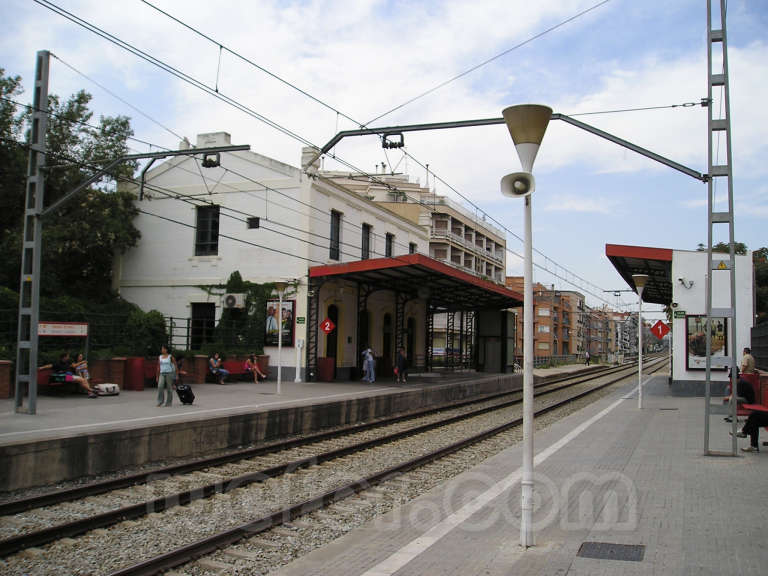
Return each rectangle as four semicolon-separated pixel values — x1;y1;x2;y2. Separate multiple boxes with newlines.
321;318;336;334
651;320;670;340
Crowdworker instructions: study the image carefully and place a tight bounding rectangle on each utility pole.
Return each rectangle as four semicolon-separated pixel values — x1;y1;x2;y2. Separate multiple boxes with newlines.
15;51;50;414
13;52;250;415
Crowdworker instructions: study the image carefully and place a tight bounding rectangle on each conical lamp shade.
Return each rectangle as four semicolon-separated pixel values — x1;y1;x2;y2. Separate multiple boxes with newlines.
502;105;552;172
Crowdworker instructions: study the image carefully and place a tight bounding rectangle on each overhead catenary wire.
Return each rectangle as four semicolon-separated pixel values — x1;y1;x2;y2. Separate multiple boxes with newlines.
0;95;173;153
124;0;635;303
364;0;613;126
28;0;639;308
2;134;416;267
6;129;635;312
50;53;187;143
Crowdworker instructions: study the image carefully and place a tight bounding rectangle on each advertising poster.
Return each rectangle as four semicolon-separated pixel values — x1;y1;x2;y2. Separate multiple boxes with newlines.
265;299;295;346
685;314;727;370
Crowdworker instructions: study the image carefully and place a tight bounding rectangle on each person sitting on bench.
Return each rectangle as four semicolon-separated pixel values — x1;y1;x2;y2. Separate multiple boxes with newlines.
737;347;757;403
209;352;229;385
42;352;97;398
245;354;267;383
734;410;768;452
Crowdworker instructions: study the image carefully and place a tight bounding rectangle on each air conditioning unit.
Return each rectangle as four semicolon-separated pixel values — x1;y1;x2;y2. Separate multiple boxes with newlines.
222;293;246;309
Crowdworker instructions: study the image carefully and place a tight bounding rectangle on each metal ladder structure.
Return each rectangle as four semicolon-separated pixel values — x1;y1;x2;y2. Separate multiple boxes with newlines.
704;0;739;455
15;51;50;414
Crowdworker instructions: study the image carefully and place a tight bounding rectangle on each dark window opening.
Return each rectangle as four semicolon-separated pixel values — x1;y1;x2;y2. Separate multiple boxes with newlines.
409;242;417;254
191;303;215;350
385;233;394;257
362;223;371;259
330;210;341;260
195;205;220;256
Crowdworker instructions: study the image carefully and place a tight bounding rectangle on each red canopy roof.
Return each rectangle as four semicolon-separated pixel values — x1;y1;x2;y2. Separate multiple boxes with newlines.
605;244;673;305
310;254;523;311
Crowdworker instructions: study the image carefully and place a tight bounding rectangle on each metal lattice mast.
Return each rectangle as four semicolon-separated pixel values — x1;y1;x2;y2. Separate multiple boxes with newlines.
704;0;738;455
15;51;50;414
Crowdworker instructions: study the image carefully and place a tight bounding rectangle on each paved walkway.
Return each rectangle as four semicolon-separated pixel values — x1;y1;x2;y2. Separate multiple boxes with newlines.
272;370;768;576
0;364;587;446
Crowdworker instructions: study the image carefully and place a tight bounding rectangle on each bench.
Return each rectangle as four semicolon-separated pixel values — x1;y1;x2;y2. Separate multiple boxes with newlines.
205;358;269;383
37;368;80;394
741;375;768;446
724;372;761;417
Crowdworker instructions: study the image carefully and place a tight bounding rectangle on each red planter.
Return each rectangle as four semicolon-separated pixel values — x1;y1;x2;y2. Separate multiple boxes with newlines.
124;357;145;391
317;357;335;382
0;360;12;398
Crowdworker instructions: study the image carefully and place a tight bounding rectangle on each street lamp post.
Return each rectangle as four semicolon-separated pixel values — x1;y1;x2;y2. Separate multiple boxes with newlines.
632;274;649;409
501;104;552;548
274;281;288;395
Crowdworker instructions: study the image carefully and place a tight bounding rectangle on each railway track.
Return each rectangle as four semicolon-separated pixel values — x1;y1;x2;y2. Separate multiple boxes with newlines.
0;358;666;576
0;364;624;517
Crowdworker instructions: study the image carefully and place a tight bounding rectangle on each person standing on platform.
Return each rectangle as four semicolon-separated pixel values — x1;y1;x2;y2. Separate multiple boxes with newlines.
362;347;375;383
395;347;408;384
156;345;177;407
585;350;590;366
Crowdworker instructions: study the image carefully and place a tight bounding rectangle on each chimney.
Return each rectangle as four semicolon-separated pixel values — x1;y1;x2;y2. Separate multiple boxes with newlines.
196;132;232;147
301;146;321;174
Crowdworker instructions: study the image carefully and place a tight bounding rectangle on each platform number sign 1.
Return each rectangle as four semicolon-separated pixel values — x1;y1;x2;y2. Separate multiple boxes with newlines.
651;320;670;340
320;317;336;334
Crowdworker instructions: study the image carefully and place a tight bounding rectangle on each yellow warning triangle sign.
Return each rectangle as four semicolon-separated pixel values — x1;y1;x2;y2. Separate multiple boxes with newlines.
717;261;728;270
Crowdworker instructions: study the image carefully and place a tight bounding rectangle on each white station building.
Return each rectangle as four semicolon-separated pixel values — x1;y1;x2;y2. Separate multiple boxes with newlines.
606;243;755;394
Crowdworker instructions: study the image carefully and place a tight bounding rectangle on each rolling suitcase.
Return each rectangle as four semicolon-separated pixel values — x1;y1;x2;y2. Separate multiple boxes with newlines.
175;383;195;405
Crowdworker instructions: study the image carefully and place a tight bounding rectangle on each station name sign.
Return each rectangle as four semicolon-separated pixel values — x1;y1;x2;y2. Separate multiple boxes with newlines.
38;322;89;337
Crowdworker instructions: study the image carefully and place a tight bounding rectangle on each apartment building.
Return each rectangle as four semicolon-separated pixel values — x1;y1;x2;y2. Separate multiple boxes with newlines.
322;171;506;283
506;279;587;359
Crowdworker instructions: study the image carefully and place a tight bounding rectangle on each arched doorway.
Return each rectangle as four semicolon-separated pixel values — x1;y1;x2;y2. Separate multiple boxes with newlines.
327;304;339;376
382;313;393;375
406;317;415;367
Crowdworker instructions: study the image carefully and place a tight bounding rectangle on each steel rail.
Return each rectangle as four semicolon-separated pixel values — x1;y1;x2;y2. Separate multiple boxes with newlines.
0;359;660;557
0;364;620;516
108;358;667;576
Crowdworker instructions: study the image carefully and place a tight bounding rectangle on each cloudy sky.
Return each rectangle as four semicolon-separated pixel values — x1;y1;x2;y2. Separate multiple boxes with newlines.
2;0;766;315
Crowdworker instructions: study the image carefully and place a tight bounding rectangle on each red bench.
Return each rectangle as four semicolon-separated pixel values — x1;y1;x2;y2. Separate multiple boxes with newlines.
741;375;768;446
206;358;249;383
724;372;761;417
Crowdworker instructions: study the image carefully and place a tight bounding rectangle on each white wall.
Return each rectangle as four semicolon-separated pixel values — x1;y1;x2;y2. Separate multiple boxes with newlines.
116;139;429;363
671;249;754;382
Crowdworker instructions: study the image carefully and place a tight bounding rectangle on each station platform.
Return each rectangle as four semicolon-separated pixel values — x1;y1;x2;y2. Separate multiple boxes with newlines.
0;363;592;492
273;371;767;576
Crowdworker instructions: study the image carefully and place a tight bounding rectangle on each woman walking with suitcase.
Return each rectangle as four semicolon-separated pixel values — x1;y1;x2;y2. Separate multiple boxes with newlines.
156;345;177;407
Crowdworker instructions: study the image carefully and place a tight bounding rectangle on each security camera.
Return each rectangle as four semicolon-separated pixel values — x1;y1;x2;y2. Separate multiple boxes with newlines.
501;172;535;198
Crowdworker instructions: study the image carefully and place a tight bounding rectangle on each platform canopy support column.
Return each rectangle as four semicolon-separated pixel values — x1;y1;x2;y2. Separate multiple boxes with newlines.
306;278;323;381
446;311;456;370
425;307;434;373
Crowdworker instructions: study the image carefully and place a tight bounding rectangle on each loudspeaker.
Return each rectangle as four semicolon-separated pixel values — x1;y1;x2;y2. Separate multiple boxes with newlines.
500;172;535;197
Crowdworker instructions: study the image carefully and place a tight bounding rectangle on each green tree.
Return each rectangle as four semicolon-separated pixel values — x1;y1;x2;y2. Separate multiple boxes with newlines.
697;242;768;324
696;241;748;255
0;70;140;300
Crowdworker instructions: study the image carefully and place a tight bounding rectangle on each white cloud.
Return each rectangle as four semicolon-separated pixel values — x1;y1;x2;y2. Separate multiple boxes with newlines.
540;193;620;214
